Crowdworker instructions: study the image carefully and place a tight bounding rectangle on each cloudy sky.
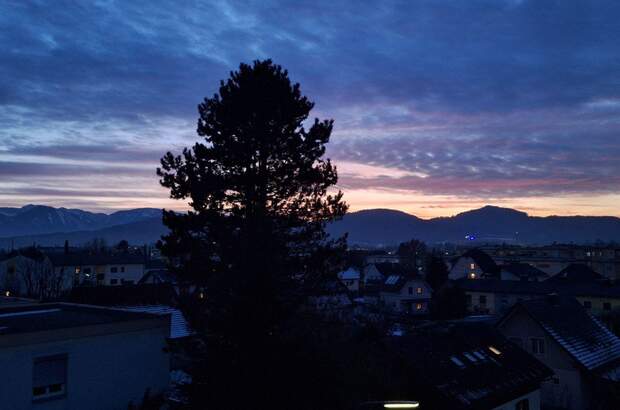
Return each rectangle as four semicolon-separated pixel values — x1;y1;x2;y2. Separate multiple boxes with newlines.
1;0;619;218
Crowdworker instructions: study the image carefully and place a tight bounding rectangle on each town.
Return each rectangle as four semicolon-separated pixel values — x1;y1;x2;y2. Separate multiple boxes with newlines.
2;239;620;409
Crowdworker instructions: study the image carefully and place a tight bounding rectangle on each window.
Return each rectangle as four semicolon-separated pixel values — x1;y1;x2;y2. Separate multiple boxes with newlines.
416;287;423;294
515;398;529;410
110;267;118;273
488;346;502;355
531;338;545;355
470;263;476;269
604;302;612;311
466;294;472;306
110;279;118;285
408;287;413;295
33;355;67;401
74;267;81;274
583;300;592;309
450;356;465;368
415;303;422;310
120;266;125;273
479;295;487;305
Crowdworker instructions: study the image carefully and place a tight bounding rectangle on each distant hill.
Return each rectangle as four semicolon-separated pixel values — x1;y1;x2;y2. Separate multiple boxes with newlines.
0;205;162;238
1;204;620;248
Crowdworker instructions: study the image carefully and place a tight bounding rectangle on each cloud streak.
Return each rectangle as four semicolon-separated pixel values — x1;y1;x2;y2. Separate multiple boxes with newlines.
1;0;619;215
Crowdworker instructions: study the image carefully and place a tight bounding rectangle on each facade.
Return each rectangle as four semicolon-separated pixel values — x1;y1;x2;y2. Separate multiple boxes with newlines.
449;249;500;280
0;302;170;410
457;278;620;317
48;252;146;287
379;275;432;315
497;296;620;410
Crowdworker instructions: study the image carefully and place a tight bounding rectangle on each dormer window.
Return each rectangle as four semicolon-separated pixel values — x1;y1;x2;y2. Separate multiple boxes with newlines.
416;287;423;294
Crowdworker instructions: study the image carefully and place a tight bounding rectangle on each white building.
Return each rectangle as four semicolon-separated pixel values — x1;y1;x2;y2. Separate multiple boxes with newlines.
0;302;170;410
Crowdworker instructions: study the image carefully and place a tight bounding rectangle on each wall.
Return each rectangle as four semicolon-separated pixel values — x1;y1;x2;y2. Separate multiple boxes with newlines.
0;326;169;410
498;309;588;410
449;257;484;280
492;388;541;410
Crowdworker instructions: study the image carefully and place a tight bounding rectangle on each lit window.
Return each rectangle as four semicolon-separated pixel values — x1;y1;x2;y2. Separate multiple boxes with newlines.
416;287;423;294
33;355;67;401
74;267;80;274
416;303;422;310
470;263;475;269
488;346;501;355
531;338;545;355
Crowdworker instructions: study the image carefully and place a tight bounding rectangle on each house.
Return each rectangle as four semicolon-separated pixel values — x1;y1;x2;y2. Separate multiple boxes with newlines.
364;262;415;285
545;263;605;284
499;262;548;282
306;276;353;320
393;322;552;409
457;278;620;316
0;302;170;410
0;248;67;298
48;251;146;287
449;249;500;280
497;296;620;410
379;274;432;315
337;267;361;293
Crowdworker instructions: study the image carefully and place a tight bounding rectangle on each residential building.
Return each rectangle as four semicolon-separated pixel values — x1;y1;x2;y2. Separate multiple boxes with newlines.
499;262;548;282
449;249;500;280
0;302;170;410
48;252;146;287
394;322;552;409
497;296;620;410
457;276;620;317
337;267;361;293
379;274;432;315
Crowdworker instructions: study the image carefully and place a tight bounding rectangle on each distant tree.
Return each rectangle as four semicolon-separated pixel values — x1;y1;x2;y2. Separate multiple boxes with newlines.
425;254;449;291
115;239;129;252
157;60;349;409
85;238;107;253
9;248;65;300
396;239;427;273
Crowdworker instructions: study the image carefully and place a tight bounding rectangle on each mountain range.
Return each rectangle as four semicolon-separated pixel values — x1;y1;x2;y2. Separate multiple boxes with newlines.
1;204;619;248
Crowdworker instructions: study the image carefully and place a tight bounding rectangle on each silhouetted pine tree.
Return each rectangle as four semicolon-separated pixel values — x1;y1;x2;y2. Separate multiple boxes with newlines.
157;60;351;408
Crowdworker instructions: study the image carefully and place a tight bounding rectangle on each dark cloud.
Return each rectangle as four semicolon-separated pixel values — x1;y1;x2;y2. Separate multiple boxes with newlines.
1;0;620;211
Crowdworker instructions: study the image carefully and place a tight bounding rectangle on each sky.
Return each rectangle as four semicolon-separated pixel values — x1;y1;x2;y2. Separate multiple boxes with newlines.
1;0;620;218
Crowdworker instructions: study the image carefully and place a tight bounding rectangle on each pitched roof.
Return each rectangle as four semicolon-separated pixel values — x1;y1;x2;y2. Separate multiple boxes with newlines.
500;262;547;279
47;251;145;267
456;278;620;299
394;322;552;409
115;305;192;339
373;263;413;277
501;296;620;371
454;249;500;275
338;267;361;281
546;263;605;283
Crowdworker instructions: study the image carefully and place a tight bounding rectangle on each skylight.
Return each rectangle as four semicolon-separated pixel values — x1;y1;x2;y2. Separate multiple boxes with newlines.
488;346;502;355
450;356;465;368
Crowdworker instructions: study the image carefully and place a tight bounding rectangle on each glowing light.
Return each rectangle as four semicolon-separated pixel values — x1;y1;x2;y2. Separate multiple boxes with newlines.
488;346;502;355
4;291;10;297
383;403;420;409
